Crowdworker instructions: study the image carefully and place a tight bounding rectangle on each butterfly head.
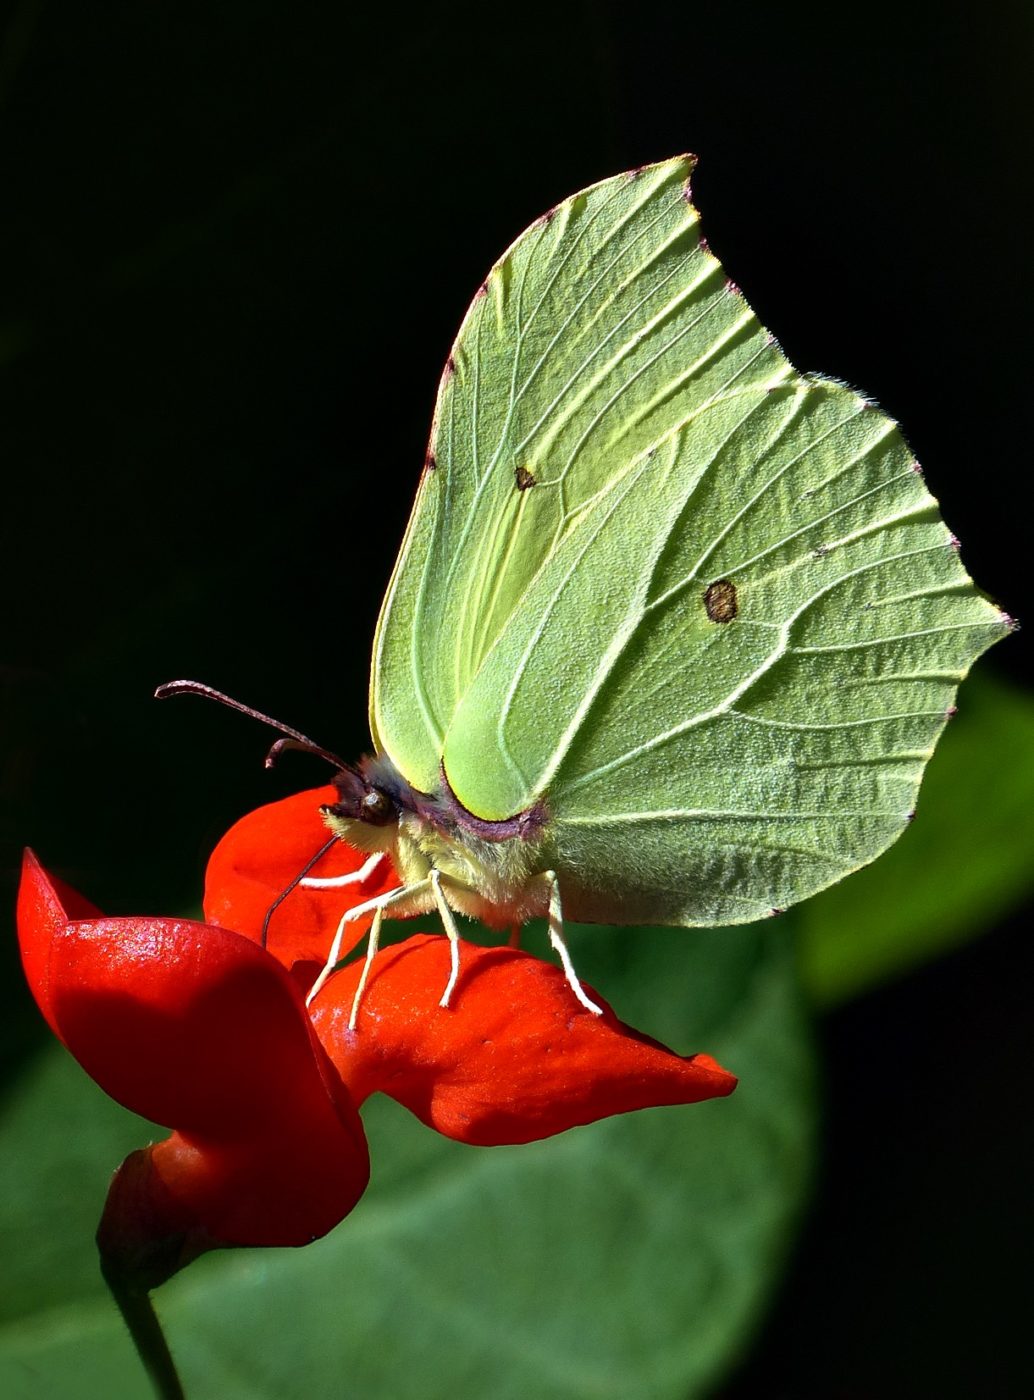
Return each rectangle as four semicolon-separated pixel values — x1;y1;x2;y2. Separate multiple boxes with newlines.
319;755;411;855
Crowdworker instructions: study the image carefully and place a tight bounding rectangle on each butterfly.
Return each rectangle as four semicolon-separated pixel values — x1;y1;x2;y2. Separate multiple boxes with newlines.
164;157;1008;1024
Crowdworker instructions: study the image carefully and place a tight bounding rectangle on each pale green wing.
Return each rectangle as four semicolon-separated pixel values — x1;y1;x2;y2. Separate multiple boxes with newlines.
372;157;1009;925
371;156;790;793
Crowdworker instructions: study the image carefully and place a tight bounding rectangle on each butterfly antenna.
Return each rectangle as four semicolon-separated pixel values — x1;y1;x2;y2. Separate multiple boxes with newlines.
154;679;351;772
260;834;339;949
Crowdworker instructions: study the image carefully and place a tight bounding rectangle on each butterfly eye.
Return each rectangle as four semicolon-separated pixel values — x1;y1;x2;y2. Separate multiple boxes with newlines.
360;789;395;824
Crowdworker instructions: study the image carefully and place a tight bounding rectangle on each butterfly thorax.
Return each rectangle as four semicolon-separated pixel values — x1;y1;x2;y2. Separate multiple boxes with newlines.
321;752;553;930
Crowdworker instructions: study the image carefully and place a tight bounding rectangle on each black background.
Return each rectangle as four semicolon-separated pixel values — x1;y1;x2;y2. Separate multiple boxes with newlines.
2;3;1031;1394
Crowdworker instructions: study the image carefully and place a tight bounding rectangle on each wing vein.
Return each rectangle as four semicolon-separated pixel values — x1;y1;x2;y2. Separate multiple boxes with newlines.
729;707;948;731
792;619;999;655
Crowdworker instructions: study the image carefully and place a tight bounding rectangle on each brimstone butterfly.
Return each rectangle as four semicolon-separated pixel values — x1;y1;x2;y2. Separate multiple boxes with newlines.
170;156;1010;1021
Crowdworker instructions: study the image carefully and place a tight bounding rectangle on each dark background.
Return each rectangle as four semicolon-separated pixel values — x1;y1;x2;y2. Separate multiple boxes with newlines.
2;2;1031;1394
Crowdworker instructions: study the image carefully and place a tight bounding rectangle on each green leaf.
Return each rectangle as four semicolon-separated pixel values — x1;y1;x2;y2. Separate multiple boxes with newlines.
0;926;814;1400
798;673;1034;1006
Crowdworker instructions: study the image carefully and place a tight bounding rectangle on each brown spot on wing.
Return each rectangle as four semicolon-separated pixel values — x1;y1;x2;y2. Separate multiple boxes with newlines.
704;579;738;623
515;465;536;491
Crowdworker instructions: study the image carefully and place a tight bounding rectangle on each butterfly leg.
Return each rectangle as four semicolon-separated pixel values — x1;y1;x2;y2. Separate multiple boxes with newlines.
430;868;462;1008
299;851;390;891
344;906;383;1031
542;871;603;1016
305;878;431;1010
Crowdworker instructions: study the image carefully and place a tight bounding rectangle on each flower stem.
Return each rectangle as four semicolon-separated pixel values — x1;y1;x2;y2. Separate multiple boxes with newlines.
102;1268;186;1400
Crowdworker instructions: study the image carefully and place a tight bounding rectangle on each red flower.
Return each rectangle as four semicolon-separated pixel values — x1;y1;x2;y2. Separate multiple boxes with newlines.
17;849;369;1282
16;788;737;1290
194;786;736;1141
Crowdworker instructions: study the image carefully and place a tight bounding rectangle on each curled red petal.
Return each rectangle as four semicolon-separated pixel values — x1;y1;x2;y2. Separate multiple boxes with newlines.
311;935;737;1147
203;786;398;968
17;852;369;1249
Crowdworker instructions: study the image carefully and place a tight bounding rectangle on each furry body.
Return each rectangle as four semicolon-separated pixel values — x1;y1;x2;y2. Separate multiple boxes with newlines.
321;752;554;930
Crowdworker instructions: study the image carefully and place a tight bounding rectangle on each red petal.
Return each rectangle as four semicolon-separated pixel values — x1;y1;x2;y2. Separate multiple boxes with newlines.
311;935;737;1146
148;1124;369;1248
203;786;397;968
98;1120;369;1258
51;914;353;1134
